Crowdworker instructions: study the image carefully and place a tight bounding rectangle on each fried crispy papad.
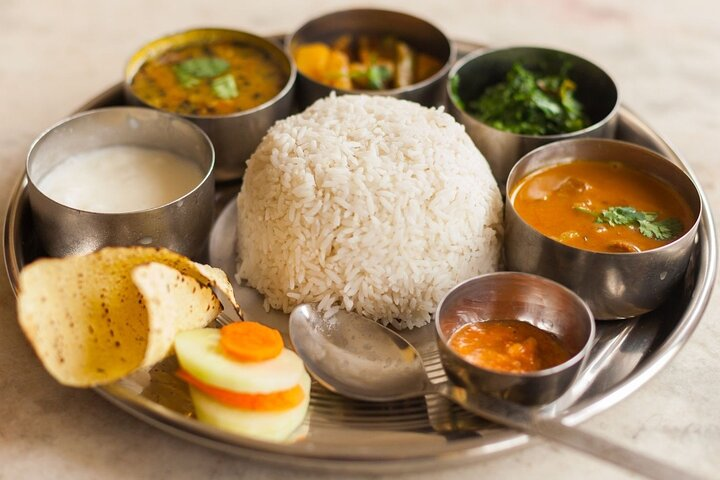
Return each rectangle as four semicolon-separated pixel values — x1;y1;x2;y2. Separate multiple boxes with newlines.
16;247;240;387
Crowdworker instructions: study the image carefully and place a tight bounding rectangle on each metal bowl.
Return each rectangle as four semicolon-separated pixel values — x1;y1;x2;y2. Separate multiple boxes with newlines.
447;46;619;185
124;28;296;182
287;9;455;109
26;107;215;260
504;138;702;319
435;272;595;405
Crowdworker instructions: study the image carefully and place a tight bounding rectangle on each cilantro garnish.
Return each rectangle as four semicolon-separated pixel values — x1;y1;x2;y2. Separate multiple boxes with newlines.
367;64;392;90
175;57;229;78
172;56;237;100
574;205;683;241
350;63;392;90
211;73;238;100
172;65;201;89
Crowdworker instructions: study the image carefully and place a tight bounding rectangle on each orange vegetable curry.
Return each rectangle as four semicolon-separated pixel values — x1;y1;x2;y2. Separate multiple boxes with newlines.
511;160;694;253
448;320;571;373
294;35;442;91
131;41;287;116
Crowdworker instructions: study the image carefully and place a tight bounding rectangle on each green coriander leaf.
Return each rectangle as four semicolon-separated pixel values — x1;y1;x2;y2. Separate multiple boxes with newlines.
367;65;392;90
638;217;683;240
176;57;230;78
592;205;682;241
211;73;238;100
173;65;201;89
597;206;644;226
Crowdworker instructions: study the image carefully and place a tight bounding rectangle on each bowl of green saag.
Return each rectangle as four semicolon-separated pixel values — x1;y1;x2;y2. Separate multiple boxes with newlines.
447;46;619;186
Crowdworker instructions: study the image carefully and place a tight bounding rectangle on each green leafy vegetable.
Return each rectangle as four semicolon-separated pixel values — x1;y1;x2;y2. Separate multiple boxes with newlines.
575;205;683;241
175;57;229;79
367;65;392;90
350;64;392;90
457;62;589;135
211;74;238;100
449;75;465;110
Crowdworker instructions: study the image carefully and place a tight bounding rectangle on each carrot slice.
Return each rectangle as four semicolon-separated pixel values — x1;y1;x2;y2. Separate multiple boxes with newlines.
220;321;283;362
177;369;304;411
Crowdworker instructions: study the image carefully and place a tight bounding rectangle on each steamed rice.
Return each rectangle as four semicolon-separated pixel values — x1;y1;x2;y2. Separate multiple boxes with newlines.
236;94;502;329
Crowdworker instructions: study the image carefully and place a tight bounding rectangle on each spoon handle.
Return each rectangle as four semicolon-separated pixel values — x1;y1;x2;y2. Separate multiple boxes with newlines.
437;383;705;480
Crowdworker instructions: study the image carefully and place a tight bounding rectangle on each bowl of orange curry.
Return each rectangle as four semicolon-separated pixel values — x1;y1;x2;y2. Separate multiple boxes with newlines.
504;138;702;319
124;28;296;181
435;272;595;405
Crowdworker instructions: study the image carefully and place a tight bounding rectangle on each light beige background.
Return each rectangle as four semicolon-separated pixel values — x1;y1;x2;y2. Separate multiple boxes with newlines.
1;1;718;479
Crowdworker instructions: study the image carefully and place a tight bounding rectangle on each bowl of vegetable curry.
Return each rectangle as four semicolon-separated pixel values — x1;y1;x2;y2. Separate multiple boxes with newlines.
125;28;296;181
288;9;455;108
504;138;701;320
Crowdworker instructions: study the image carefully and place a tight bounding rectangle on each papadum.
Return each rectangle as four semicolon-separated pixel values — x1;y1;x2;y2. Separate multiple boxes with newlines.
16;247;240;387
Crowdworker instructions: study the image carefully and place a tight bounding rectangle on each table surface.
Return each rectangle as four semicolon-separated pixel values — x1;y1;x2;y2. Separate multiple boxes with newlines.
2;1;719;479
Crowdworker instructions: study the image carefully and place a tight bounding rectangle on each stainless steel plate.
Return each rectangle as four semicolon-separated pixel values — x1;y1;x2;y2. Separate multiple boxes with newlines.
3;39;717;473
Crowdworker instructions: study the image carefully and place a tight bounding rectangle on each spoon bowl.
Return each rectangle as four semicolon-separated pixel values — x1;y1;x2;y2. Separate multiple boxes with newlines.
289;304;429;401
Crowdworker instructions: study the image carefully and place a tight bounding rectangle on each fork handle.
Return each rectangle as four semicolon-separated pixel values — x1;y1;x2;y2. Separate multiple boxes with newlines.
436;383;705;480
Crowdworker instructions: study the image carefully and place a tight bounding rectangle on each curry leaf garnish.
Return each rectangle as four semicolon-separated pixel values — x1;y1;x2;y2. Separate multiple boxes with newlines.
211;73;238;100
461;62;589;135
175;57;229;78
575;205;682;241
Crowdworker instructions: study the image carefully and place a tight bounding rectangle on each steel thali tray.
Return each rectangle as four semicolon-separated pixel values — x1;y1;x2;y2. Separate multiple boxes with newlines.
3;39;717;473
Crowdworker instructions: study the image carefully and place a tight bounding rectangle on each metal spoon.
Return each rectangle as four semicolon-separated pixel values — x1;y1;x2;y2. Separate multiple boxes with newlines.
289;304;703;480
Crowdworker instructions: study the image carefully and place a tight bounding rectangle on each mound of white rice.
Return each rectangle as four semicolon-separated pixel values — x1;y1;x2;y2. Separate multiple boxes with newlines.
236;94;502;329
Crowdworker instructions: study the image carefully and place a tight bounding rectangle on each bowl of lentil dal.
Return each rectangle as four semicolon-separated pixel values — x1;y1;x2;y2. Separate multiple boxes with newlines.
125;28;296;181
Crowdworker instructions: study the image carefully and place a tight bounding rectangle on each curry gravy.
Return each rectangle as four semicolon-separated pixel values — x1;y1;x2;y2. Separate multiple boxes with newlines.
511;160;695;253
448;320;571;373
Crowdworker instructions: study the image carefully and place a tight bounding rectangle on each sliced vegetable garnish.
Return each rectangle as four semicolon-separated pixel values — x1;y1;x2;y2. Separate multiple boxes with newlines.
177;369;304;411
211;73;239;100
220;321;284;362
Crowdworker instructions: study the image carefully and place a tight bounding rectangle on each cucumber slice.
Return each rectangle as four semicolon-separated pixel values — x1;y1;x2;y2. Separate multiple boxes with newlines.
190;371;311;442
175;328;304;393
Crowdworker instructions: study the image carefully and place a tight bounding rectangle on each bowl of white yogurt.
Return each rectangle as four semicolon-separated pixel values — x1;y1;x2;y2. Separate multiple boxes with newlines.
26;107;215;259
